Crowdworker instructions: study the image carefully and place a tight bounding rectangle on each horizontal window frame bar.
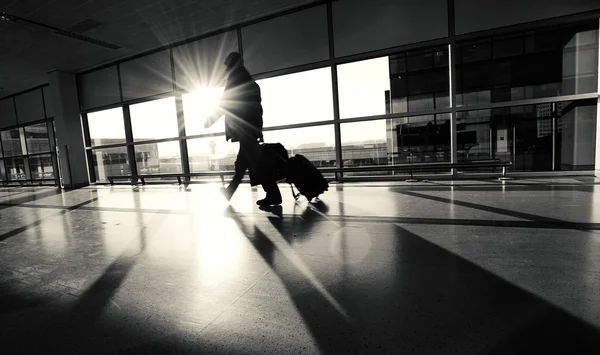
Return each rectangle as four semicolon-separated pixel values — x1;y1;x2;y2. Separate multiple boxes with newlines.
454;93;599;112
338;108;452;124
81;91;178;114
1;151;55;160
82;93;599;149
87;120;342;149
115;87;176;107
252;60;334;81
263;119;336;132
0;118;54;132
131;136;182;146
86;142;130;150
0;84;49;101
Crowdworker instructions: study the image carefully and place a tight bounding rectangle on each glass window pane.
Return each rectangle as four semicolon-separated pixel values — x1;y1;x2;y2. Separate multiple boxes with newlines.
262;125;336;168
187;136;239;173
130;97;179;141
407;49;433;71
29;154;54;179
457;22;599;106
457;109;493;163
341;120;388;173
338;46;450;119
1;129;23;157
24;123;51;154
338;57;390;118
91;147;130;182
456;100;596;172
182;87;225;136
87;107;126;146
459;40;491;63
557;101;597;171
5;158;27;180
341;116;451;176
257;68;334;127
389;54;406;75
493;35;524;58
135;141;182;175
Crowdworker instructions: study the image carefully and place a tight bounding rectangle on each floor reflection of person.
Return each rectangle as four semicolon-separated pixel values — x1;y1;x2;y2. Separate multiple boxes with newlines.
204;52;282;206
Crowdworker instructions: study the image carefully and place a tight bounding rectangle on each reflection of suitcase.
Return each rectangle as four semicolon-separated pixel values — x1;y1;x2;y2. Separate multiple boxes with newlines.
286;154;329;201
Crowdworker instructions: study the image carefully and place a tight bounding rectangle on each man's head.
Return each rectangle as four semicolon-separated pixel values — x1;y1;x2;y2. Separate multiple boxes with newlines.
224;52;242;69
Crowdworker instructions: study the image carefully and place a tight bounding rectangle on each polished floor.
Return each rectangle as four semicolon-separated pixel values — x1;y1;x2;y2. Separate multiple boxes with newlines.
1;178;600;354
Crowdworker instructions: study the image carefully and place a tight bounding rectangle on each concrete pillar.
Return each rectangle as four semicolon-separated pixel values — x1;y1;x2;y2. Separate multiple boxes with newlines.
47;71;89;188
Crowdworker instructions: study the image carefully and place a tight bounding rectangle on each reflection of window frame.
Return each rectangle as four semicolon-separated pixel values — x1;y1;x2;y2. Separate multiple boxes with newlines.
456;20;599;104
388;45;451;113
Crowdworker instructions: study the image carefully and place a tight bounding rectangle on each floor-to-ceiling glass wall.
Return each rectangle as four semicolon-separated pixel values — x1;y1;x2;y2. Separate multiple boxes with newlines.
80;10;600;183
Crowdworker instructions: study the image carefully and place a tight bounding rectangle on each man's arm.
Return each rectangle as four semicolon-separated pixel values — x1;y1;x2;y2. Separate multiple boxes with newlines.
205;70;242;128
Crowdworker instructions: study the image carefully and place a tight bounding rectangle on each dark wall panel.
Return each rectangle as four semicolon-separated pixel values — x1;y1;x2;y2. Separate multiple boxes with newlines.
455;0;600;35
242;5;330;74
333;0;448;58
15;89;45;124
0;98;17;129
120;50;173;101
78;66;121;110
173;31;238;91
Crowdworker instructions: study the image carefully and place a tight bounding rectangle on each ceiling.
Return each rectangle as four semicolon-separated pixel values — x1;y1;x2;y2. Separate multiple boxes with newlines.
0;0;319;98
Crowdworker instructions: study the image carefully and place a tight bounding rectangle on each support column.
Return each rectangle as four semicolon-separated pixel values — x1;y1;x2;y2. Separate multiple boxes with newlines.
47;71;89;188
448;0;458;175
328;2;343;183
595;18;600;177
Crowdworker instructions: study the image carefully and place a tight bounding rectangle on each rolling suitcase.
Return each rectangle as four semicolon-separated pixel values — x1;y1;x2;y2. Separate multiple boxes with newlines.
254;142;289;185
285;154;329;201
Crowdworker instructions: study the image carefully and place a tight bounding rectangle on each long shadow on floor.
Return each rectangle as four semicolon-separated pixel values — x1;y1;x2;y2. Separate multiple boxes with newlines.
393;189;596;230
228;206;600;354
0;197;100;242
2;212;151;354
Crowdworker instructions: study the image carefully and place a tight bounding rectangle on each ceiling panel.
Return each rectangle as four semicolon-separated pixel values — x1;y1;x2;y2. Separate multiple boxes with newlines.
0;0;318;98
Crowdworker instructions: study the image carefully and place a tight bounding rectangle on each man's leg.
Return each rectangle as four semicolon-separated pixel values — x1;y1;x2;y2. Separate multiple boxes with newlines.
222;145;248;200
257;179;282;206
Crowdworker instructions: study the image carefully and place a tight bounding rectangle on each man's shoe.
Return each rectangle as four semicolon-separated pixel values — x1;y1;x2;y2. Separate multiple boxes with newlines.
220;187;233;201
256;197;282;207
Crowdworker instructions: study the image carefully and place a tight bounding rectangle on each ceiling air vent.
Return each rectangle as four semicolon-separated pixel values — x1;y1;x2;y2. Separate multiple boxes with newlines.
67;18;102;34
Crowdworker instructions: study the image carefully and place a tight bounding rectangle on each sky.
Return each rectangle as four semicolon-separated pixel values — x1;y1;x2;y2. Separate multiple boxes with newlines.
87;57;392;158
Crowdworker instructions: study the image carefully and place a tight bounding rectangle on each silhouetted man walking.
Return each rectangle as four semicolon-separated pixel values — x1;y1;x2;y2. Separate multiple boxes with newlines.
205;52;282;206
